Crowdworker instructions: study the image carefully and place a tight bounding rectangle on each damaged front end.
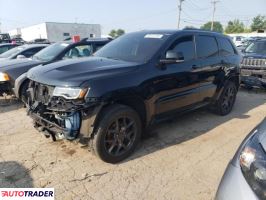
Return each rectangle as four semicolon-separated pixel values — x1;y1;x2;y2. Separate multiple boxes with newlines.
26;81;102;141
241;57;266;88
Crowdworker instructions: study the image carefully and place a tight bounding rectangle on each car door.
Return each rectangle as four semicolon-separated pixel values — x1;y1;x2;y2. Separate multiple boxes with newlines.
153;34;202;115
194;34;222;102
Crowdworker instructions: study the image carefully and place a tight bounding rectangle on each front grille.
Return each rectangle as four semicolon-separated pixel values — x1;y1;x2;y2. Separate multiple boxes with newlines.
241;58;266;68
30;81;54;104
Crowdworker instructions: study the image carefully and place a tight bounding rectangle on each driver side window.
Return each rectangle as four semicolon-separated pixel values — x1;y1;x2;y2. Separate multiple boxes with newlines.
168;35;195;61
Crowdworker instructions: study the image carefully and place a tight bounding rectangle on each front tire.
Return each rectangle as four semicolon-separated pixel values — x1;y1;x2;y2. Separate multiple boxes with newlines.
214;81;237;116
92;104;142;163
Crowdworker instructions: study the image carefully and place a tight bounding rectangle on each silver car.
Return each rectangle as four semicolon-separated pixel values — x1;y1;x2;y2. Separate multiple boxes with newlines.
216;118;266;200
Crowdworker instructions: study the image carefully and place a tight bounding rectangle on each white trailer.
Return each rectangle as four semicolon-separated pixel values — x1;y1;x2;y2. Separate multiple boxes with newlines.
9;22;101;42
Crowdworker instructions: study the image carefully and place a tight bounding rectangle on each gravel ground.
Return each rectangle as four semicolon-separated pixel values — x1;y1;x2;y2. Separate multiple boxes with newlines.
0;89;265;200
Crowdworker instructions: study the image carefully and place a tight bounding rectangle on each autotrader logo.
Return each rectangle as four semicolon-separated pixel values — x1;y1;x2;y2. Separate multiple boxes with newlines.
0;188;54;199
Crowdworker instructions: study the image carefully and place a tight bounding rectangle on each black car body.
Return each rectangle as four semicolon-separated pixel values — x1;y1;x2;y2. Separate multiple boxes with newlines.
0;44;48;60
0;43;19;54
241;39;266;88
0;38;110;96
26;30;241;163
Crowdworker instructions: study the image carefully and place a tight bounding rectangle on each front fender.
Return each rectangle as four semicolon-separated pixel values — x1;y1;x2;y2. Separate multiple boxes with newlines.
14;72;28;98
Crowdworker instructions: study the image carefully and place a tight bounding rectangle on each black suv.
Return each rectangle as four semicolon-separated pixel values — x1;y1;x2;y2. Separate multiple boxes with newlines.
240;39;266;88
26;30;241;163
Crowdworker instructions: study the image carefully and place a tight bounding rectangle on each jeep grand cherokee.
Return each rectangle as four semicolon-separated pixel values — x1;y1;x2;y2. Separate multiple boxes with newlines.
26;30;241;163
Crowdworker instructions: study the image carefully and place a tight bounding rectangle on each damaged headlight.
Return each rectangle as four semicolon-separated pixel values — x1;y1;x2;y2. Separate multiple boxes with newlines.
240;129;266;199
0;72;10;82
53;87;88;99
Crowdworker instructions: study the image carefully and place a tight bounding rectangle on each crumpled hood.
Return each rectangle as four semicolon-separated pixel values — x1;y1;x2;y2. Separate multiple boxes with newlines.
0;58;43;73
27;57;141;87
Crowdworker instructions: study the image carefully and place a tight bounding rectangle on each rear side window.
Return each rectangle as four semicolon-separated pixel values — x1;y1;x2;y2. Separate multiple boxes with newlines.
218;38;235;56
168;35;195;61
196;35;219;59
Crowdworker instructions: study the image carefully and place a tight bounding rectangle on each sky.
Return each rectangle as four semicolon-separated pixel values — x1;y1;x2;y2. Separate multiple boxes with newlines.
0;0;265;35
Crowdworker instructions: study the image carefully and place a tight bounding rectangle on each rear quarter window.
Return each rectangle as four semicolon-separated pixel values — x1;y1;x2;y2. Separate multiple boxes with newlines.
217;37;236;56
196;35;219;59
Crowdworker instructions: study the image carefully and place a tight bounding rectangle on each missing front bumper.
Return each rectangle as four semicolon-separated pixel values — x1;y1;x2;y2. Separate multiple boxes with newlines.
241;68;266;88
28;103;103;142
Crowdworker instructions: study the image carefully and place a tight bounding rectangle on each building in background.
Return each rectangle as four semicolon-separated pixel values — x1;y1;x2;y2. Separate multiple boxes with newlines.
8;22;101;42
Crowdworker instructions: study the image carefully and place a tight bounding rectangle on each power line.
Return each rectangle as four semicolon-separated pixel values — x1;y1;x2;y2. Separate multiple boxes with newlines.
178;0;185;29
211;0;220;31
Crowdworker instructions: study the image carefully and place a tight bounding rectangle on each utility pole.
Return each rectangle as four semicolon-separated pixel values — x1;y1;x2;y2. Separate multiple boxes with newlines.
211;0;219;31
177;0;185;29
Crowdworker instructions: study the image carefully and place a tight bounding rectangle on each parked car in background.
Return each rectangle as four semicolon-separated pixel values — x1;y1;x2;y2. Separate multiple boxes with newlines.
232;36;245;47
237;37;266;52
0;44;48;60
216;118;266;200
0;38;110;98
0;33;11;43
11;37;26;45
240;39;266;88
25;30;241;163
0;43;19;54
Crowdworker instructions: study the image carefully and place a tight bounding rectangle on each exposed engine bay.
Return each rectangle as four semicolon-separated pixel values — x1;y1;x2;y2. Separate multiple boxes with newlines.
26;80;100;141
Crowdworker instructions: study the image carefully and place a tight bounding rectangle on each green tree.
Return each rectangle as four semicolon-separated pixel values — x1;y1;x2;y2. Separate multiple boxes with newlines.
200;21;223;33
250;15;266;31
108;29;125;38
225;19;245;33
116;29;125;37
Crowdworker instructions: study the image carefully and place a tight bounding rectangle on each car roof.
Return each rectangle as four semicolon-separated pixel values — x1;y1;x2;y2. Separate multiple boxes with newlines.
0;43;18;47
59;38;111;44
137;29;226;37
19;44;49;49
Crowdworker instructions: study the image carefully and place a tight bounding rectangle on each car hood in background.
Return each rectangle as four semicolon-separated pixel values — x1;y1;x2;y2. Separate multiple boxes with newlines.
27;57;141;87
0;59;43;72
243;53;266;59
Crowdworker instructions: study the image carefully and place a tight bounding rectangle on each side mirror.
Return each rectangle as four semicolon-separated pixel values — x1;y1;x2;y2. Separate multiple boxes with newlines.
16;55;26;59
160;50;184;65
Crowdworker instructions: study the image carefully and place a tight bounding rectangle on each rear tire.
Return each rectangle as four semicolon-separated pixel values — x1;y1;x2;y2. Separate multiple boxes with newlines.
214;81;237;116
91;104;142;163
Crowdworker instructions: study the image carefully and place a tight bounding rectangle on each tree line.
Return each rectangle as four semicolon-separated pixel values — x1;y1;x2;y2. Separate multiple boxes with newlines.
109;15;266;37
200;15;266;34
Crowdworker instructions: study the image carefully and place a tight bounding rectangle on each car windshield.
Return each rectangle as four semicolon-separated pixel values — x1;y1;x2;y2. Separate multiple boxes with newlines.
33;43;69;61
94;32;171;63
0;45;26;58
245;41;266;54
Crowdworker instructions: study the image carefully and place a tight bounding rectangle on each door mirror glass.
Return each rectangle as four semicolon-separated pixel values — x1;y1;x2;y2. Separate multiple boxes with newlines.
160;50;184;64
165;50;184;60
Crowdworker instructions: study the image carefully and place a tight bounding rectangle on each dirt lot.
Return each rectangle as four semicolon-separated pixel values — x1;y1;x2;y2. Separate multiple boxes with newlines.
0;89;265;200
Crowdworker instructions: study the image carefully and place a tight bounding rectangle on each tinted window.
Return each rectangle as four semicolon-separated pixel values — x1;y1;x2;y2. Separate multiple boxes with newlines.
63;45;93;59
94;32;171;63
0;46;10;54
0;46;26;58
196;36;219;58
21;47;44;58
33;43;69;61
218;38;235;56
168;36;195;61
245;41;266;55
